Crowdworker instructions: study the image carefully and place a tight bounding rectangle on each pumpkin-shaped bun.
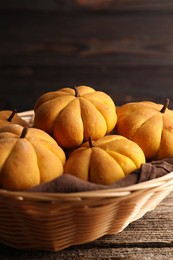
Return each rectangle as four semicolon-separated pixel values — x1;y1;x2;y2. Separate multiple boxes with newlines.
0;110;28;129
64;135;145;185
0;125;66;191
116;99;173;160
34;86;117;148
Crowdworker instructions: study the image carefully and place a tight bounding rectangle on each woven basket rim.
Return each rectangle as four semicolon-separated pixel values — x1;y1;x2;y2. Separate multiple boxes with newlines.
0;170;173;200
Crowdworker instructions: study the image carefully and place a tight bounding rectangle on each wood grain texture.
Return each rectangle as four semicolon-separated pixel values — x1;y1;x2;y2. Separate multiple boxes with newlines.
1;66;173;112
1;11;173;111
0;192;172;259
1;12;173;67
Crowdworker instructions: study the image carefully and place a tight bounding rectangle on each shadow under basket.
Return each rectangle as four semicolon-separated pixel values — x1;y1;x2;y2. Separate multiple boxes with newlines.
0;110;173;251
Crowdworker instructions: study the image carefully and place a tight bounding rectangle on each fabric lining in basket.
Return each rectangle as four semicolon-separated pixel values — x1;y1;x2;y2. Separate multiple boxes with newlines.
29;157;173;193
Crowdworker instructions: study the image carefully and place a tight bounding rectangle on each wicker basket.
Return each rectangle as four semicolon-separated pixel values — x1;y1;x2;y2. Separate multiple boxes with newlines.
0;110;173;251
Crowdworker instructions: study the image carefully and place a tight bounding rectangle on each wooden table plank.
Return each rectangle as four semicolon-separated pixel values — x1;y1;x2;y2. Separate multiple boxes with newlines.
1;10;173;111
1;11;173;111
1;12;173;67
1;66;173;111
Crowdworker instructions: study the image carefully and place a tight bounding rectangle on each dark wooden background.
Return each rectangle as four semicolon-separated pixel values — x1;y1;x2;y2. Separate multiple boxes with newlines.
1;0;173;111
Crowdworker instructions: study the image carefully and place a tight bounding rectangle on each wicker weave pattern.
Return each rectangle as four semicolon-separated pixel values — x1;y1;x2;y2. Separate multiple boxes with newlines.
0;111;173;251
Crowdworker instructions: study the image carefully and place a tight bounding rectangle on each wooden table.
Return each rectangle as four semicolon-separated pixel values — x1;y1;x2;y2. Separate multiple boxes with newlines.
0;192;172;259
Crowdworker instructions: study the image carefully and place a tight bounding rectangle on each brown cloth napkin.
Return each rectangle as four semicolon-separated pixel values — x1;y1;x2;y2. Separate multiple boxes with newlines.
29;157;173;193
